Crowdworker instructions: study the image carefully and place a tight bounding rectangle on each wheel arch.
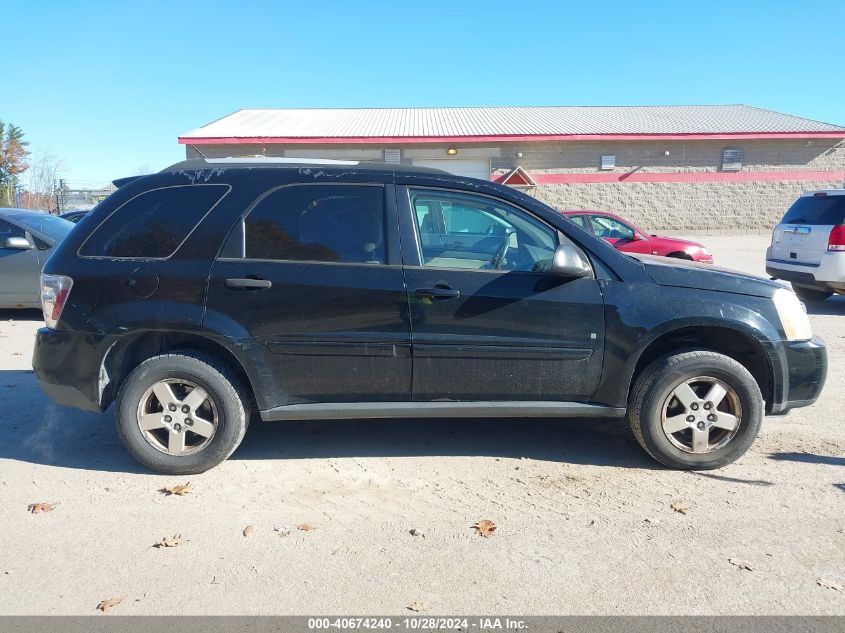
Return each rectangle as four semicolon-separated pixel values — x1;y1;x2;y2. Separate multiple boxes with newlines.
627;324;775;412
666;251;693;260
99;331;259;413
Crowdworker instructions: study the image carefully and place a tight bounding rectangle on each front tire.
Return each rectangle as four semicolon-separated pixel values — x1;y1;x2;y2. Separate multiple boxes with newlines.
792;285;833;302
628;351;763;470
115;352;248;475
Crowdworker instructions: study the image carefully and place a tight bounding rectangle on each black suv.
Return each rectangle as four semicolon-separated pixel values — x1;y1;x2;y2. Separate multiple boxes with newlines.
33;158;827;474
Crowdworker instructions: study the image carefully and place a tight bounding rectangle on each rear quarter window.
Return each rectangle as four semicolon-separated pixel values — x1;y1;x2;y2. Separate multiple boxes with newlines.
79;184;229;258
781;196;845;225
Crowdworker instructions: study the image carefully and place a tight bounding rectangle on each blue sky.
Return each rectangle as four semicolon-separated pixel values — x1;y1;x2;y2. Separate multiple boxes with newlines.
7;0;845;187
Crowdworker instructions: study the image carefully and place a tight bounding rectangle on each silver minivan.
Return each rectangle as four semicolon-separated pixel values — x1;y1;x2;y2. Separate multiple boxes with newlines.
766;190;845;302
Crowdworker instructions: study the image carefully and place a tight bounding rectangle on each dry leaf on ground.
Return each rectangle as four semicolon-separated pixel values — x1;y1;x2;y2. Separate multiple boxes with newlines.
670;501;689;515
152;535;188;548
406;601;426;612
297;523;316;532
817;578;844;591
729;558;754;571
159;483;192;496
473;519;497;537
243;525;255;538
27;502;56;514
96;597;123;612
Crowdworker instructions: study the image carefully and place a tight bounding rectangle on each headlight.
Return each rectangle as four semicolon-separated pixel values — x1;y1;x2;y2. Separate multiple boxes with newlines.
772;287;812;341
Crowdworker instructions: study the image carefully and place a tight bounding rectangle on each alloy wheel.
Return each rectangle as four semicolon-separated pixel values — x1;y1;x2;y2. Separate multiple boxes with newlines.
136;379;218;456
660;376;742;454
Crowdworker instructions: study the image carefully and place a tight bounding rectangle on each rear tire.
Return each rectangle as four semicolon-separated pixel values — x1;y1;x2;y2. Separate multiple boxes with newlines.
792;285;833;302
628;350;763;470
115;352;248;475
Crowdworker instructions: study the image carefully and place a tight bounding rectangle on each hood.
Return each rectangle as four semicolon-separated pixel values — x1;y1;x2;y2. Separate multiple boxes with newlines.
632;254;785;298
653;235;706;249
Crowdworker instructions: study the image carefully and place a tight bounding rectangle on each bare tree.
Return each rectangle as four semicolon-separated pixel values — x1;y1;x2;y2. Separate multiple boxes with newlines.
23;151;64;212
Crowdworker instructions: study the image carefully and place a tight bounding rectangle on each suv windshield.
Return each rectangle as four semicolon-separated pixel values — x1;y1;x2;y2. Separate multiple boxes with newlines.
781;195;845;225
8;212;74;242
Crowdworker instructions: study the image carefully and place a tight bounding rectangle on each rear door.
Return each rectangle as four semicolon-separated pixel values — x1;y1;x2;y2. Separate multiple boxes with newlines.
771;193;845;265
204;183;412;405
398;186;605;402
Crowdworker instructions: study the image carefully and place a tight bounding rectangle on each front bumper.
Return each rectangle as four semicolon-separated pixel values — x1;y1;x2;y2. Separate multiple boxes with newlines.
32;327;111;413
767;336;827;415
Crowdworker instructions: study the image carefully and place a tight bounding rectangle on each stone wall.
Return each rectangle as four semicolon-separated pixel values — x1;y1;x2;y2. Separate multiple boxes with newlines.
529;179;844;232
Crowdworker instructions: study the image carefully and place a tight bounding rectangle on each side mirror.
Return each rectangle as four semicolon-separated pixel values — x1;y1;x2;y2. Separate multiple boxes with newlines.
3;236;32;250
550;243;592;278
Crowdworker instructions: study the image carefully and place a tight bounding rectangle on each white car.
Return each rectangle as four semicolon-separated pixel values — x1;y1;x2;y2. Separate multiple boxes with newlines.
766;189;845;302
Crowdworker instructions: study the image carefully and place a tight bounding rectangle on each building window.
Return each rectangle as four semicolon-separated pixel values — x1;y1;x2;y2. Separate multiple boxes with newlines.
384;149;401;163
600;155;616;170
721;148;744;171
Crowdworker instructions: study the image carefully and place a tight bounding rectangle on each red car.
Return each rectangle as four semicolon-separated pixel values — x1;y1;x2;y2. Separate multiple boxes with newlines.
561;210;714;264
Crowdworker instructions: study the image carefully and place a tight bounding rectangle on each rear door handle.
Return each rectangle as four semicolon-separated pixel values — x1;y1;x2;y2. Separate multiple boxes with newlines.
415;287;461;300
225;277;272;290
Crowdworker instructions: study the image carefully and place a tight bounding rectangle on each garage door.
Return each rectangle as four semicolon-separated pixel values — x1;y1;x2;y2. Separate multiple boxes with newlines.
412;158;490;181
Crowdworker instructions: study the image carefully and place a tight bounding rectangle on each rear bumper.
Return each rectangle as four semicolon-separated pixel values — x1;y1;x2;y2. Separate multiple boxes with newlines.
32;327;110;413
766;248;845;292
767;337;827;415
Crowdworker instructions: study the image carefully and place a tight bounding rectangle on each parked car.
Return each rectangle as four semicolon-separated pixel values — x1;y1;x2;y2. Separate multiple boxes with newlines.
33;158;826;474
60;210;90;224
0;209;74;309
561;210;714;263
766;190;845;302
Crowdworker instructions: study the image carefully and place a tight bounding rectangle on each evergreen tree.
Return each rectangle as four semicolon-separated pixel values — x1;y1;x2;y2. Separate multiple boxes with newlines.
0;121;30;206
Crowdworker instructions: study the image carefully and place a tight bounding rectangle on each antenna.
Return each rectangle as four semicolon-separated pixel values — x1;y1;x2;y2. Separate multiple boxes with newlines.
189;144;209;160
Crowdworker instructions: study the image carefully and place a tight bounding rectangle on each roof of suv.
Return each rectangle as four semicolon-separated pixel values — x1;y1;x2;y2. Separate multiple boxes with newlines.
159;156;449;176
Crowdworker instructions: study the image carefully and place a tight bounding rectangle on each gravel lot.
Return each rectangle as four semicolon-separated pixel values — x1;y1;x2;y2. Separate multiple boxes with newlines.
0;235;842;615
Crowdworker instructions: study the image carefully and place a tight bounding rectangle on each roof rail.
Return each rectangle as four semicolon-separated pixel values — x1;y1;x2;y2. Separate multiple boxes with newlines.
204;156;360;166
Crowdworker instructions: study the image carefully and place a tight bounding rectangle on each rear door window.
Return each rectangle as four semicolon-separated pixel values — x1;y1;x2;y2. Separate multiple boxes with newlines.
781;196;845;225
239;184;386;264
79;184;229;258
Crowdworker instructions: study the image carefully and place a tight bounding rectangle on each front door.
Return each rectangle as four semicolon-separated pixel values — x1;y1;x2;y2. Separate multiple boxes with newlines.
398;187;605;402
205;183;412;406
587;214;652;255
0;219;42;307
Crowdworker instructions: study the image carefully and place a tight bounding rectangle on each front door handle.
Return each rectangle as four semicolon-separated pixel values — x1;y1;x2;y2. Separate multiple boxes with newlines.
415;286;461;300
225;277;272;290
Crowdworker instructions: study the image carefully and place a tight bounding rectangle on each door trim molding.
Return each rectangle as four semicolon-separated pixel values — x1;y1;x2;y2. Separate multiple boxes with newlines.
260;401;625;421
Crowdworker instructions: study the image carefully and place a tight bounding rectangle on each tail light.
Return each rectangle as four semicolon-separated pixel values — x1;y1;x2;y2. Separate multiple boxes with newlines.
828;225;845;252
41;274;73;329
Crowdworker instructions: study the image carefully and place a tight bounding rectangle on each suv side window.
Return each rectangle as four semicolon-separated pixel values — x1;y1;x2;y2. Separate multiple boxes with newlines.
79;185;229;258
409;189;556;272
241;185;386;264
589;214;635;240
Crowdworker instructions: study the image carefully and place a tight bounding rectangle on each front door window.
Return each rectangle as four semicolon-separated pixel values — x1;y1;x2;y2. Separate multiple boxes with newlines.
410;189;556;272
